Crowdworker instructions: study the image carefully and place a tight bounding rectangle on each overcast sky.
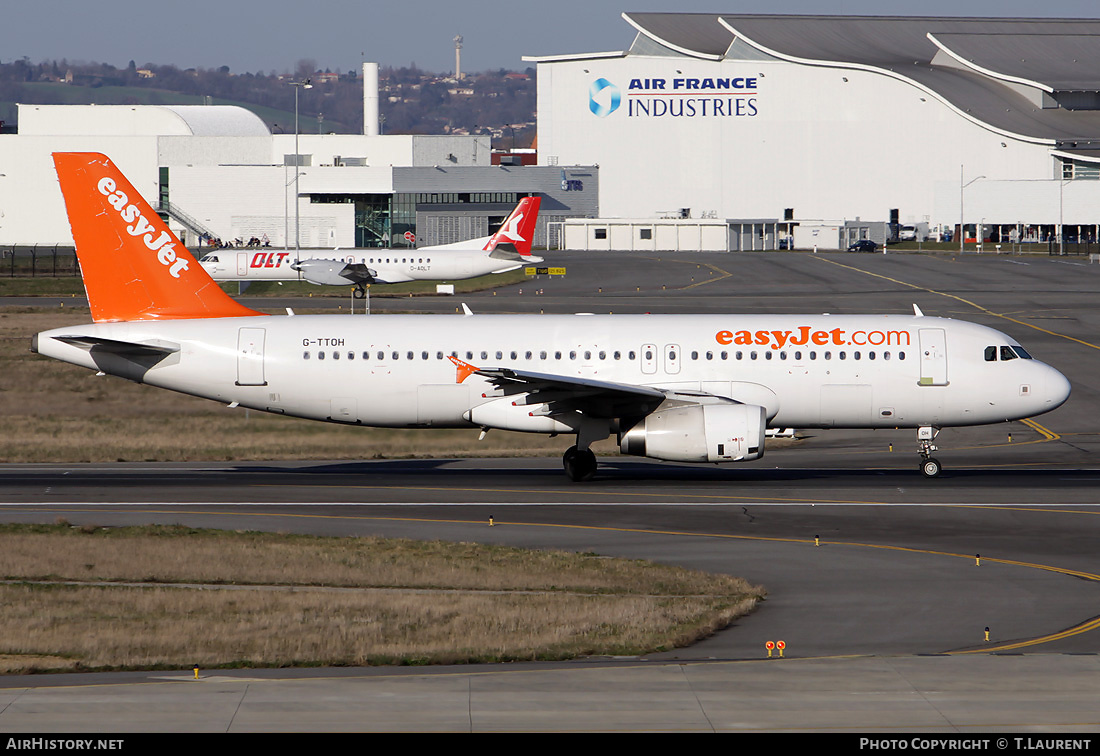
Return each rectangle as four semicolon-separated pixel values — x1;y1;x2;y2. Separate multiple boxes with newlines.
5;0;1100;75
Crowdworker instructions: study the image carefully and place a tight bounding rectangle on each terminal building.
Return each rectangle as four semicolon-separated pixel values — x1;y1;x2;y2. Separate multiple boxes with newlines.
527;13;1100;250
0;64;596;251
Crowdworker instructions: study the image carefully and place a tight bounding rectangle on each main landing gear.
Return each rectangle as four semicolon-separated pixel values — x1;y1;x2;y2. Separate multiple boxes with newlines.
352;284;367;299
917;425;942;478
563;445;597;482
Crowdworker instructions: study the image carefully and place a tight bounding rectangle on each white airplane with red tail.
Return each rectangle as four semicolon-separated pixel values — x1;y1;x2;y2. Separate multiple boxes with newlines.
198;197;542;297
35;153;1070;480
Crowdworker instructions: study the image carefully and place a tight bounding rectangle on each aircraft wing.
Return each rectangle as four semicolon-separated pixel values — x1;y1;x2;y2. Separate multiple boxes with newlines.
450;357;666;418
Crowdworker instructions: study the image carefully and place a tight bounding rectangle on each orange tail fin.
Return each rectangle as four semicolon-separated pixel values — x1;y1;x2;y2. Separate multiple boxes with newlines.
482;196;541;257
53;152;262;322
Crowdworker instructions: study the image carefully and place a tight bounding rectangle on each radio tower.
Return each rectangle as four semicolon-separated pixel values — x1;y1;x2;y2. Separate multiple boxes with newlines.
454;35;463;79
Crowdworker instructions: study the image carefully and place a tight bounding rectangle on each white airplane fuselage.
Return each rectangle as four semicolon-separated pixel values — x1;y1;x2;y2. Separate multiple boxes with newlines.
200;247;531;285
35;313;1069;435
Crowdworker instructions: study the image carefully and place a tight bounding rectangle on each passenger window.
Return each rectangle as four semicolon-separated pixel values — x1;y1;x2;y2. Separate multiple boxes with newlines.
333;351;340;360
303;351;310;360
318;351;325;361
526;351;533;360
349;352;355;360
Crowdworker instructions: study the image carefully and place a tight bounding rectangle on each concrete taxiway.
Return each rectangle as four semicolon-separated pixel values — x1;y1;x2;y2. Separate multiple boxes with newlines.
3;250;1099;731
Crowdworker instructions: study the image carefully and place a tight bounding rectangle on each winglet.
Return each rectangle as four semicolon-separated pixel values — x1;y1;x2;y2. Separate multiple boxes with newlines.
482;196;541;257
52;152;263;323
447;354;480;383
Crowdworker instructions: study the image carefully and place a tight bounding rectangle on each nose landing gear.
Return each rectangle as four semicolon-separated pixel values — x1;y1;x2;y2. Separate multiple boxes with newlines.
917;425;941;477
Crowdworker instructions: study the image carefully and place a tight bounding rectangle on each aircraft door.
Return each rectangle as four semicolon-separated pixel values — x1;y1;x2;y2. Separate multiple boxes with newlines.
236;327;266;386
663;343;681;375
918;328;948;386
641;344;657;375
236;253;248;277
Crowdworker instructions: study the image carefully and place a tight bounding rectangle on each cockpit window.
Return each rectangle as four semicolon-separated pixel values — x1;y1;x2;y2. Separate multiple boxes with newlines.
1000;346;1018;361
200;255;218;263
1013;346;1033;360
984;346;997;362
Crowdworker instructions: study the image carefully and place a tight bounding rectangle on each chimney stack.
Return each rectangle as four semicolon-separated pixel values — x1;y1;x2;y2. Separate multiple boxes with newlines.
363;62;379;136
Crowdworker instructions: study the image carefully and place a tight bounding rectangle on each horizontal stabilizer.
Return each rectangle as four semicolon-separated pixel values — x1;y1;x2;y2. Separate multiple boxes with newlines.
53;335;180;357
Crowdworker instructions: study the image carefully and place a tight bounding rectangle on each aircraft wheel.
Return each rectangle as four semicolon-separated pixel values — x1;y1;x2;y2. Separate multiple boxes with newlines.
563;446;597;482
920;457;942;478
353;287;366;299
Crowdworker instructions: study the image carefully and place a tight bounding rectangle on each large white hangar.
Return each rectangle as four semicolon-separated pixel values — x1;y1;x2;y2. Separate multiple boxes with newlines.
528;13;1100;249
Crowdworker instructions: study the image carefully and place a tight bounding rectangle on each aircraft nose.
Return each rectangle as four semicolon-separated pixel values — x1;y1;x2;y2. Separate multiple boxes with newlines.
1042;365;1071;411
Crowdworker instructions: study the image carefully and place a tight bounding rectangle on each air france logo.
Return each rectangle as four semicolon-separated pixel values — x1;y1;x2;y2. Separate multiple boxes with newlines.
589;78;621;117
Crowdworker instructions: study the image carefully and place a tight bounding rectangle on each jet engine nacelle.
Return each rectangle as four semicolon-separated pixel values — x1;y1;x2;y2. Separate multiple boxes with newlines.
619;403;766;463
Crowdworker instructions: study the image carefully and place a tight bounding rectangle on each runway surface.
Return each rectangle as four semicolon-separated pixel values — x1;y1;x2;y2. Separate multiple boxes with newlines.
3;250;1099;732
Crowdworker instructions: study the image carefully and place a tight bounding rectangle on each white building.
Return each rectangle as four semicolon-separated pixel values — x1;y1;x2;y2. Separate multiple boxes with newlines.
527;13;1100;249
0;76;597;251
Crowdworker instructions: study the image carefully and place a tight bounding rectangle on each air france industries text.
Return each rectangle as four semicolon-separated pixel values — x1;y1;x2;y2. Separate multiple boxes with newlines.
626;76;759;118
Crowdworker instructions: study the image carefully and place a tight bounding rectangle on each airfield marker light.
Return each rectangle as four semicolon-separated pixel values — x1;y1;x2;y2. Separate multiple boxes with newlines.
985;627;990;642
193;665;200;680
975;554;981;566
765;641;775;658
814;535;820;547
777;640;786;657
889;443;893;452
489;515;494;527
1008;433;1013;442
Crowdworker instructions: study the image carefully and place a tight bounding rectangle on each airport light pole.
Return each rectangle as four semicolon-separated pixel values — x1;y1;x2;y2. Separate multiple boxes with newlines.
960;166;986;254
291;79;312;257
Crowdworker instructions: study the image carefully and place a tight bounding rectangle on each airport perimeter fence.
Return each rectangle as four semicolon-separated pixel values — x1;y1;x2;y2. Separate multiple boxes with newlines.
1048;239;1098;256
3;245;79;277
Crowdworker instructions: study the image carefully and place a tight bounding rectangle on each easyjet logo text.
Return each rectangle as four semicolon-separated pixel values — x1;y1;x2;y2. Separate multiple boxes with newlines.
97;177;189;278
715;327;911;349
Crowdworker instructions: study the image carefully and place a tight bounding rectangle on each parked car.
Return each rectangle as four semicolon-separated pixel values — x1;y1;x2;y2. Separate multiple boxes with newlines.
847;240;878;252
